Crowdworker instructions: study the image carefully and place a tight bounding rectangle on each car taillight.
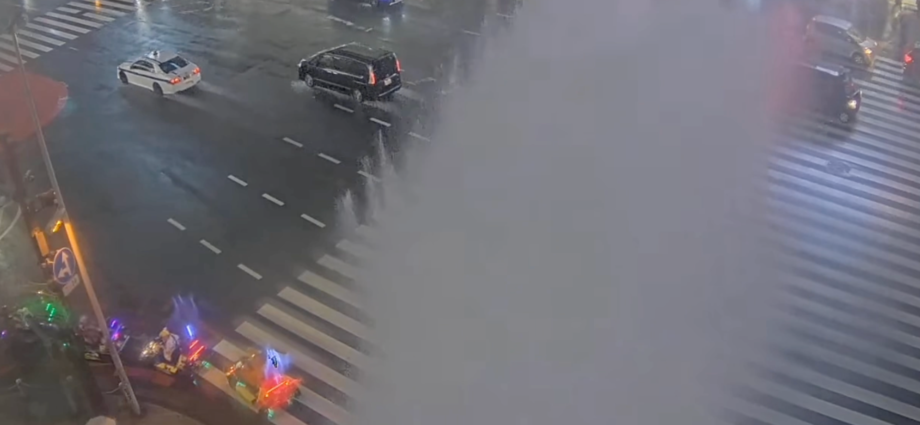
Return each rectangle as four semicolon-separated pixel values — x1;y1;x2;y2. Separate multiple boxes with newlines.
193;67;201;75
396;58;402;72
369;71;376;85
169;77;181;85
906;53;914;64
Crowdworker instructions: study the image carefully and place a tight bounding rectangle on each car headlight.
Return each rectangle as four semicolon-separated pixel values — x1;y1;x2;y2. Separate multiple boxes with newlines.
864;48;873;56
847;99;858;110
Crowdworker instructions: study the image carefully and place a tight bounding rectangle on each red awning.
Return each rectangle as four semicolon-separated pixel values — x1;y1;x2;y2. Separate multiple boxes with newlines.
0;71;68;142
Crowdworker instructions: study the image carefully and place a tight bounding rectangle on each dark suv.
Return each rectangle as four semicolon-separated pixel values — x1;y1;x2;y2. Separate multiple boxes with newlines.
298;43;402;103
793;62;861;126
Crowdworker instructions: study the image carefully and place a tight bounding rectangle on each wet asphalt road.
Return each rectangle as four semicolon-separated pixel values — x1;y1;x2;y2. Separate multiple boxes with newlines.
10;0;517;335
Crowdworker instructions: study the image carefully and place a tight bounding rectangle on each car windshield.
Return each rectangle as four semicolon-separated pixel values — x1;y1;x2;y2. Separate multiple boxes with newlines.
158;56;190;73
846;27;866;43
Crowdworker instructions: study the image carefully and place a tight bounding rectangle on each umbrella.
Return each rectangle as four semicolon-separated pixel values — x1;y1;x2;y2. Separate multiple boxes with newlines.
0;71;68;142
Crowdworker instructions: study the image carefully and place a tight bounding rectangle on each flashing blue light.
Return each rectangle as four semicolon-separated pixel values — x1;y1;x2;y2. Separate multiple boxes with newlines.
186;324;194;338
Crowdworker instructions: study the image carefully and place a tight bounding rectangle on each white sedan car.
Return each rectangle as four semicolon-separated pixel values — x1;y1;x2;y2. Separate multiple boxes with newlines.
116;50;201;96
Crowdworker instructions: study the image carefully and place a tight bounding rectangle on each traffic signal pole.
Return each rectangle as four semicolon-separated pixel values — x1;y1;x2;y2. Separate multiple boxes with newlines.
8;23;142;416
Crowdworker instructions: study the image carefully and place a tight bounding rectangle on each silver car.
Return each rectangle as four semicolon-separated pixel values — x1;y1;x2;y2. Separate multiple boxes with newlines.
804;15;877;67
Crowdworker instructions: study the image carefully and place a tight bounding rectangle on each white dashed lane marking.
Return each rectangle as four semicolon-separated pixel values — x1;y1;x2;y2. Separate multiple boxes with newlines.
408;132;430;142
227;175;248;187
56;6;82;13
237;264;263;280
369;117;391;127
358;170;381;182
283;137;303;148
167;218;186;231
462;29;481;36
333;104;354;113
318;153;341;164
301;213;326;228
262;193;285;206
200;239;222;254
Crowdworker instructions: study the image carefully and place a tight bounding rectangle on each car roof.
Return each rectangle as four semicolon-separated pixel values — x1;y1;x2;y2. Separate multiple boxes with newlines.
812;15;852;30
329;43;393;61
142;50;181;63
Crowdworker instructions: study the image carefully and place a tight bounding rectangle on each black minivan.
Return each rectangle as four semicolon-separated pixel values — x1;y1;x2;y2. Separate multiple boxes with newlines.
794;62;862;126
298;43;402;103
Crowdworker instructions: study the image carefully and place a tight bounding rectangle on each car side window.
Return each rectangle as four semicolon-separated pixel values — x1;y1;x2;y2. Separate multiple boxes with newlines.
342;58;368;78
131;60;154;72
316;54;335;69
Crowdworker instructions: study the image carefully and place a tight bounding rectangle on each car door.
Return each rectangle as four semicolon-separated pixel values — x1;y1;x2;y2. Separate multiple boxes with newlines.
312;54;338;86
127;60;156;87
336;56;368;91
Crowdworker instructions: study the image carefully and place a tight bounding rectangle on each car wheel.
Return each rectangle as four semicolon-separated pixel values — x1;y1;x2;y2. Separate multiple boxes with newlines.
838;112;851;124
118;71;128;84
852;53;867;66
304;74;315;88
351;89;363;103
153;83;164;97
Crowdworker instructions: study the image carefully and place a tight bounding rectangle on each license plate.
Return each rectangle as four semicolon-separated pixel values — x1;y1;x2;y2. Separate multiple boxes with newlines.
384;77;392;85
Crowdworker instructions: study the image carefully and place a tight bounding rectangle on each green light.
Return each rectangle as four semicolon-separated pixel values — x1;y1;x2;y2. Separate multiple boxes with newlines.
48;307;56;319
267;409;276;419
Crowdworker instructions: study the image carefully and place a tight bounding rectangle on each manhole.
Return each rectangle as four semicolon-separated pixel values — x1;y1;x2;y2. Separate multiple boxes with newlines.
826;159;851;176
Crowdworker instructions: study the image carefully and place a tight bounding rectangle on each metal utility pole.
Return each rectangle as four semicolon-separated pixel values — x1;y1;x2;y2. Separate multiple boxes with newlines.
7;15;142;416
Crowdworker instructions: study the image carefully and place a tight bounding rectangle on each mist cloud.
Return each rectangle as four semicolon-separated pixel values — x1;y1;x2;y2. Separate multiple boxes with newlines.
355;1;783;424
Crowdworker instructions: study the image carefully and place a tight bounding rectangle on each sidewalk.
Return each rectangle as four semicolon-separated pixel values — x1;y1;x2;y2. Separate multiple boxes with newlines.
95;397;205;425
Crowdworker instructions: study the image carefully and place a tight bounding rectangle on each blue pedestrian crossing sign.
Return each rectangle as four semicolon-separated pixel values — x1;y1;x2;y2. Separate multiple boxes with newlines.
53;248;78;285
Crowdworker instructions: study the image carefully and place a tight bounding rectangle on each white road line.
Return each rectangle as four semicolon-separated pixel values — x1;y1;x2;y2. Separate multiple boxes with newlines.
56;6;82;13
354;224;378;241
278;287;372;343
462;29;481;36
257;303;370;369
11;30;65;46
67;2;126;16
199;239;221;254
211;339;248;362
0;63;11;72
297;269;362;310
282;137;302;148
333;104;354;113
336;239;373;261
262;193;285;206
408;132;430;142
317;254;359;281
80;0;136;11
369;117;391;127
497;13;512;18
227;174;248;187
81;12;115;22
0;35;52;52
234;321;363;399
167;218;186;231
317;153;340;164
0;41;38;58
46;12;104;28
237;264;262;280
33;17;90;34
25;23;78;39
0;51;23;64
108;0;138;6
195;367;259;414
357;170;381;182
300;213;326;228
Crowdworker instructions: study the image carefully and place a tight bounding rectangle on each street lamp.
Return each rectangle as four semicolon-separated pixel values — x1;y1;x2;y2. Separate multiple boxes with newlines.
4;9;142;416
